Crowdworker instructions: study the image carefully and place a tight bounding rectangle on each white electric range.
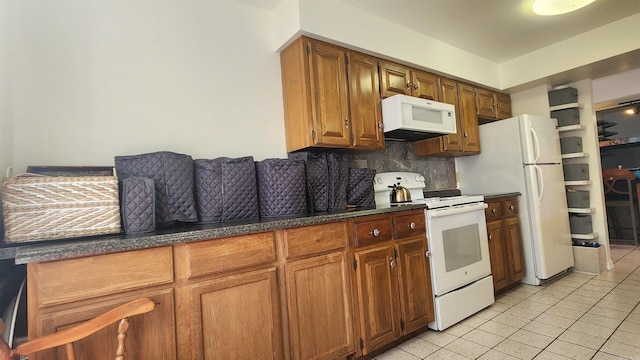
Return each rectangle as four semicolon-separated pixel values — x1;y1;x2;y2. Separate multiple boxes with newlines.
374;172;494;331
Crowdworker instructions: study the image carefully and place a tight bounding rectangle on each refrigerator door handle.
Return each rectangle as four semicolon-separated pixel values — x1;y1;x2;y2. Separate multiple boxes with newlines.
530;126;541;163
533;164;544;206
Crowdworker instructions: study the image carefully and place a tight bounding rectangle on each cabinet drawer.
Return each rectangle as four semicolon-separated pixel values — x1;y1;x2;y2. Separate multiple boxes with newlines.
352;218;393;248
393;212;426;239
284;222;348;259
184;232;276;279
32;246;174;307
502;199;518;216
485;201;502;221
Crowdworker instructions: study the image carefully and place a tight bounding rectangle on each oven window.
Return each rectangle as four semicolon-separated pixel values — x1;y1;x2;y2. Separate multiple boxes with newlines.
442;223;482;272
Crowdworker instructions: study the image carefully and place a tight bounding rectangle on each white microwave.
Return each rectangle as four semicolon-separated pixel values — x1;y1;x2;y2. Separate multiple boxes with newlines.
381;94;457;141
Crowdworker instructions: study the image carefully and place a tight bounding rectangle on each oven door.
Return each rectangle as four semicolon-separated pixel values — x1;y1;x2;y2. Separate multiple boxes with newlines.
426;202;491;296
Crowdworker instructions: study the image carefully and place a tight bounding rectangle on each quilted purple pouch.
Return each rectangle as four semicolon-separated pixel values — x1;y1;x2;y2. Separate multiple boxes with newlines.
119;177;155;234
347;168;376;207
194;158;224;222
327;152;349;210
288;152;329;212
114;151;198;227
256;159;307;218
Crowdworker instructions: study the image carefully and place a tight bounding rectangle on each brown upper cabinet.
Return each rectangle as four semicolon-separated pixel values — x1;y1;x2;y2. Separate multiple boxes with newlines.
413;79;480;157
379;60;439;100
280;36;384;152
476;88;512;124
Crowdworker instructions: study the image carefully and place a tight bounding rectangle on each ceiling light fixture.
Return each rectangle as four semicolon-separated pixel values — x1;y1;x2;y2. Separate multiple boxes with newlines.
532;0;597;16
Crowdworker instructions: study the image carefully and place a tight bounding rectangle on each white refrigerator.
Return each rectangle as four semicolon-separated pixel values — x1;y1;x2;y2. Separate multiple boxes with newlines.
457;114;574;285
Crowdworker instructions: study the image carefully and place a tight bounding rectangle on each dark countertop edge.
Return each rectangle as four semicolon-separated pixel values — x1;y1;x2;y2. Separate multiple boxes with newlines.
9;204;426;265
482;192;522;200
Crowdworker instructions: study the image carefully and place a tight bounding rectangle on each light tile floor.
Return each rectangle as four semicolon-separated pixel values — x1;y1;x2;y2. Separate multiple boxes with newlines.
375;244;640;360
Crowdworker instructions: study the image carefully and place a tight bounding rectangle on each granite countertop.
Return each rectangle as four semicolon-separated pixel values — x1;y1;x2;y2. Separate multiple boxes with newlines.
482;192;522;199
0;203;426;265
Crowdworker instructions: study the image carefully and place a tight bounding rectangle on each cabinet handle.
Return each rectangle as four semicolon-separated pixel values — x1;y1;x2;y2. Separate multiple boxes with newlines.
370;228;381;237
408;222;416;230
492;208;497;214
344;117;349;128
389;257;396;271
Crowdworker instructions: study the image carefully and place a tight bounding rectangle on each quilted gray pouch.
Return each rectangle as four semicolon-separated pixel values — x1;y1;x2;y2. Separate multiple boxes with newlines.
288;152;329;212
221;157;259;221
194;158;223;222
119;177;155;234
114;151;198;227
347;168;376;207
327;152;349;210
256;159;306;218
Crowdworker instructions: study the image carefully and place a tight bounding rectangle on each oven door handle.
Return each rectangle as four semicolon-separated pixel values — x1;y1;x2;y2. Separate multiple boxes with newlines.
427;202;488;218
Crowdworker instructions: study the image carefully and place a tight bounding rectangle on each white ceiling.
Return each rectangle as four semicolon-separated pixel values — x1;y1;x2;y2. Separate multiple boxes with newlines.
241;0;640;63
343;0;640;63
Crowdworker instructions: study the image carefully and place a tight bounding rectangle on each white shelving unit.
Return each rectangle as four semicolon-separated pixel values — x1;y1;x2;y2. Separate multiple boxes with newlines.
550;87;600;248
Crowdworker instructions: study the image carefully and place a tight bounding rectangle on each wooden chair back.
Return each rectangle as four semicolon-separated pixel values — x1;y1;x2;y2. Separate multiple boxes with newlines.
602;168;636;196
0;297;155;360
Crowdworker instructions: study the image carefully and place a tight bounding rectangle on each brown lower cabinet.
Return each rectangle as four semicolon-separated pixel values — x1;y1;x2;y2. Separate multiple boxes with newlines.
485;196;526;294
350;210;434;357
24;209;433;359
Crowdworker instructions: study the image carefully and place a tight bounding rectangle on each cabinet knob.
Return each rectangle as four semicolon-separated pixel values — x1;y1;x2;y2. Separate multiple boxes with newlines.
492;208;497;214
406;82;412;89
408;222;416;230
425;250;431;258
370;228;381;237
464;132;468;138
344;117;349;128
414;83;419;91
378;122;384;130
389;257;396;271
489;234;493;240
509;205;515;211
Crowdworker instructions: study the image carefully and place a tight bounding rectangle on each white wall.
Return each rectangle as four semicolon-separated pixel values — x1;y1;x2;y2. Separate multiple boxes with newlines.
7;0;287;173
0;0;12;175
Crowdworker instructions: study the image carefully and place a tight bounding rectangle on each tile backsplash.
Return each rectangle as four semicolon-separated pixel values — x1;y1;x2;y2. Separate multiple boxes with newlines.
347;140;456;190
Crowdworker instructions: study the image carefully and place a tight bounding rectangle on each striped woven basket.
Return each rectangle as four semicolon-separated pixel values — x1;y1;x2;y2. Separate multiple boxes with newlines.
2;175;121;243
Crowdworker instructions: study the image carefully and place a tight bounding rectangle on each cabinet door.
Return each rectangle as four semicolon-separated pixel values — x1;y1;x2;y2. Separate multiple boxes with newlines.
285;251;355;360
411;70;439;100
36;290;176;360
349;52;384;149
457;83;481;153
496;92;512;120
354;245;401;355
504;216;525;283
475;88;497;119
396;238;434;334
379;61;411;98
438;77;464;153
487;221;510;293
185;268;282;360
308;40;351;147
